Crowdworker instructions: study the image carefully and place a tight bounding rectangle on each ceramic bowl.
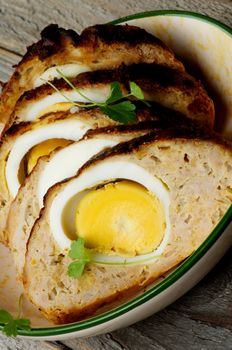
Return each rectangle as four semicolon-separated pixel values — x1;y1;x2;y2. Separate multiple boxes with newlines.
0;10;232;340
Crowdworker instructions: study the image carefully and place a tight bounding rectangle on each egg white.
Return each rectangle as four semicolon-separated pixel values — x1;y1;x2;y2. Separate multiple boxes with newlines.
49;160;171;264
5;119;91;198
21;86;111;122
34;63;92;88
37;137;119;207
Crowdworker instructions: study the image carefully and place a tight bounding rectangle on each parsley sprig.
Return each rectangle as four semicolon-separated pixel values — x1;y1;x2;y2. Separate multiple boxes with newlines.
45;69;150;124
0;295;31;337
68;238;90;278
67;238;161;279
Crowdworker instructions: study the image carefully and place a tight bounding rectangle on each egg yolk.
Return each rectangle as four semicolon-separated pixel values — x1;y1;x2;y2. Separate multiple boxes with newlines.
37;102;75;118
27;138;71;174
75;180;166;256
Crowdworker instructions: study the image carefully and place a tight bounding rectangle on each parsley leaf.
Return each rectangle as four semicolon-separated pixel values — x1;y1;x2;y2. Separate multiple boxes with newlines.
2;321;18;337
0;310;13;324
67;237;162;278
68;237;86;259
129;81;151;107
129;81;144;100
0;295;31;337
0;309;31;337
68;261;86;278
105;81;124;104
68;238;90;278
49;70;151;125
15;318;31;331
100;101;136;124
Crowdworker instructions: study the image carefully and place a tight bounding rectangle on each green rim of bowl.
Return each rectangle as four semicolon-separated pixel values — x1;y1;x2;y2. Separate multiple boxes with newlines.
1;10;232;337
110;9;232;36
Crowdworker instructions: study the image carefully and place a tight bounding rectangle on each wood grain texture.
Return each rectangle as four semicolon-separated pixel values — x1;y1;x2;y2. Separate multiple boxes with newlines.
0;337;51;350
0;0;232;64
0;0;232;349
0;48;20;82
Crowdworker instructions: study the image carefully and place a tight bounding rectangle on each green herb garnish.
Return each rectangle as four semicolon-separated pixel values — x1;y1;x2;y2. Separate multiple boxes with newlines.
67;238;161;279
68;238;90;278
0;295;31;337
45;69;150;124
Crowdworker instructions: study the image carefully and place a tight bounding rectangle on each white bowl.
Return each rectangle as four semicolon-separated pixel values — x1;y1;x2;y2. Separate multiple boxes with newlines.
0;10;232;340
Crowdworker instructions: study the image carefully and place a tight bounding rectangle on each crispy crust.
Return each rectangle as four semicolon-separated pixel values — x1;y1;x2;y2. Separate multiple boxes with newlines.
84;105;204;138
15;63;203;102
21;24;80;63
22;24;172;63
0;24;184;127
11;63;214;128
75;127;225;177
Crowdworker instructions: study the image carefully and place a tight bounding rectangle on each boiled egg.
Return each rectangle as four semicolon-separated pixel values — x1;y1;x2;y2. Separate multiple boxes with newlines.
49;160;170;264
36;128;149;208
17;85;111;122
27;138;71;174
34;63;92;88
37;137;120;207
5;118;92;198
36;102;75;119
75;180;166;256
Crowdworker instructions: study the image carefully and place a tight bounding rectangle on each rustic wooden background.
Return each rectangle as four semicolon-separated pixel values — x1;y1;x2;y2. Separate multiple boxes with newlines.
0;0;232;349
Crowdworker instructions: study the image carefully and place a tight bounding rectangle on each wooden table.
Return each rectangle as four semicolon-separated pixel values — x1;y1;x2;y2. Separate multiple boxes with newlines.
0;1;232;349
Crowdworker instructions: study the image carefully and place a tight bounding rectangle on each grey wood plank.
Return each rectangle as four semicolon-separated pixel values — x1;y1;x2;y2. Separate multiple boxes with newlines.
0;0;232;56
0;1;232;349
0;47;21;83
0;336;53;350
